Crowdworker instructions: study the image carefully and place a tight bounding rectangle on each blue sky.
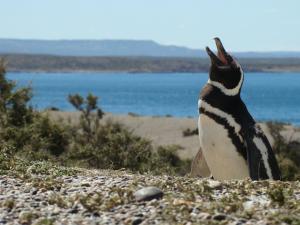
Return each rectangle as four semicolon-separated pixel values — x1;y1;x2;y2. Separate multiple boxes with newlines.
1;0;299;51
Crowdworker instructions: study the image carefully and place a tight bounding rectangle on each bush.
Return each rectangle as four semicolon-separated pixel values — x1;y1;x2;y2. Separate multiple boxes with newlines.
0;142;16;172
0;61;190;176
0;61;68;160
182;128;198;137
266;121;300;181
151;145;191;175
66;93;190;174
67;120;154;171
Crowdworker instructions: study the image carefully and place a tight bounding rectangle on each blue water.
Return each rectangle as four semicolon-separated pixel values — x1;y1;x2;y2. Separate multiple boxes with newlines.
7;72;300;126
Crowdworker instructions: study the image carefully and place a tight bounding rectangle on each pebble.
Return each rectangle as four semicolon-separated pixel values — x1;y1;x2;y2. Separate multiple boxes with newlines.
213;214;227;221
132;217;143;225
134;187;163;202
198;212;211;220
207;180;222;189
31;188;38;195
68;207;79;214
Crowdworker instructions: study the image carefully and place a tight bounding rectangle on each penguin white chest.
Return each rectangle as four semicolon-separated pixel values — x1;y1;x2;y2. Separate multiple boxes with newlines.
198;114;249;180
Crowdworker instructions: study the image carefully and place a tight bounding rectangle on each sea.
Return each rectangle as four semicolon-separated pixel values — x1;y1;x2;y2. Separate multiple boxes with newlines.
7;72;300;126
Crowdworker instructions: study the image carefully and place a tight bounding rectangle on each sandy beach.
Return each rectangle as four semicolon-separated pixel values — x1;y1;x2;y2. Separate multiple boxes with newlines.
48;111;300;160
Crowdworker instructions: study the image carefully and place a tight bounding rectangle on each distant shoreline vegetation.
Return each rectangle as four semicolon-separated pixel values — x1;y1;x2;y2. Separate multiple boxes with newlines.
1;54;300;73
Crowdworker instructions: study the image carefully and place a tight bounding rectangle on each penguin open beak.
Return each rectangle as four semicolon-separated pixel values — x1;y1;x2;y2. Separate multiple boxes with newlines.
206;38;233;66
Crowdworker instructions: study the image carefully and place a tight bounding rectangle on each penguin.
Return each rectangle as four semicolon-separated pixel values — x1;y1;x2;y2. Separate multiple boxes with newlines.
193;38;281;180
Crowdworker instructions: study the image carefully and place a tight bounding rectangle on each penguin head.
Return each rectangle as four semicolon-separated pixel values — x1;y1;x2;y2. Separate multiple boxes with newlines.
206;38;244;96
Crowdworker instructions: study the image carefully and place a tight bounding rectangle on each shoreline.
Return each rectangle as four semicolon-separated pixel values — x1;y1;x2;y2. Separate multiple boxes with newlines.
3;54;300;73
7;69;300;74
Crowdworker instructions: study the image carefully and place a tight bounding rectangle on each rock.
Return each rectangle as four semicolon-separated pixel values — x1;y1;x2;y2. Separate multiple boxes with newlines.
243;200;255;211
198;212;211;220
132;217;143;225
207;180;222;189
30;202;39;208
92;212;100;217
68;207;79;214
80;182;91;187
173;199;192;206
31;188;38;195
213;214;227;221
134;187;163;202
236;219;247;224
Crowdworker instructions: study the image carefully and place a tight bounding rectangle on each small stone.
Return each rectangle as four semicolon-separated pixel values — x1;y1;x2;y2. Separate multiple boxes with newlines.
198;212;211;220
30;202;39;208
31;188;38;195
134;187;163;202
84;213;91;217
92;212;100;217
243;200;255;211
207;180;222;189
236;219;247;224
81;182;91;187
68;207;79;214
132;217;143;225
173;199;193;206
213;214;227;221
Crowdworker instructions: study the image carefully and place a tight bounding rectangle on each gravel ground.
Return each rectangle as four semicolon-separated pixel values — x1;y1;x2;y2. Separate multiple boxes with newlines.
1;168;299;225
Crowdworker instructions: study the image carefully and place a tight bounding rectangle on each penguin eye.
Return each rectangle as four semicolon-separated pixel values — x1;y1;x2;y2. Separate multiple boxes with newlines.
231;59;242;71
216;65;232;71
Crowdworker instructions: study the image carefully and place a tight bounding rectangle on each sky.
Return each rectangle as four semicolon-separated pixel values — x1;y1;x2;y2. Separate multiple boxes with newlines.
1;0;300;51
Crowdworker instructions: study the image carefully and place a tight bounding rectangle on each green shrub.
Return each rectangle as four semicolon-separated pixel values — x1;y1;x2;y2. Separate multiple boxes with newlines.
66;93;190;175
0;60;190;176
151;145;191;175
67;120;153;171
0;61;68;160
182;128;198;137
0;142;16;172
267;121;300;181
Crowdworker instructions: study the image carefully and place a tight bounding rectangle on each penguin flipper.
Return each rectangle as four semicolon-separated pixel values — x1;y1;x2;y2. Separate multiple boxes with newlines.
190;147;211;178
243;124;281;180
244;133;266;180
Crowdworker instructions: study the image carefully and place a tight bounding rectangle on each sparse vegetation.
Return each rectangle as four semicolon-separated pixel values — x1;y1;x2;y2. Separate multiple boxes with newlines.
128;112;139;117
0;62;299;180
0;61;68;161
1;63;300;225
182;128;198;137
266;121;300;181
0;62;190;176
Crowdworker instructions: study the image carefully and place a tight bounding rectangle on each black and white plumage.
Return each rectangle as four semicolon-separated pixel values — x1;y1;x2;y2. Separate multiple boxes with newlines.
194;38;281;180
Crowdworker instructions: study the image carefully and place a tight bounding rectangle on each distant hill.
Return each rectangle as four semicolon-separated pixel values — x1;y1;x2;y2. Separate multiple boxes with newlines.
2;54;300;73
0;39;206;57
1;38;300;58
